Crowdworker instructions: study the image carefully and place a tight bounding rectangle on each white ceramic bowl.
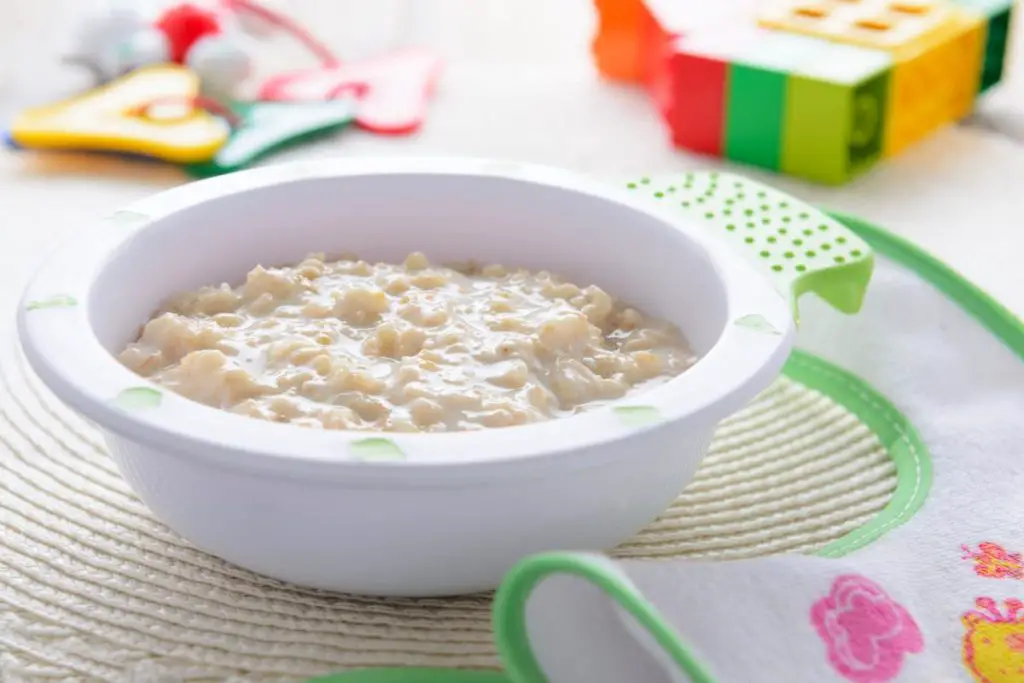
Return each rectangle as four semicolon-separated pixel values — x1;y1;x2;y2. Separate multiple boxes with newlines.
17;158;793;596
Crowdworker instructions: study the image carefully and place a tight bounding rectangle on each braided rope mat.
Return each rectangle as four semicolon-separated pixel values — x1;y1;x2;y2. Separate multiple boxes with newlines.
0;335;896;682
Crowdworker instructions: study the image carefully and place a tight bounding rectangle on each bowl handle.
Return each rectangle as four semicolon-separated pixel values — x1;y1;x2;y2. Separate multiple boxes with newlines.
627;173;874;323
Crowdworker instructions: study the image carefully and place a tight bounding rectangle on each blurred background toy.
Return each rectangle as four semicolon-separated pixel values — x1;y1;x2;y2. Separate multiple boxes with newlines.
7;65;230;164
5;0;440;175
258;48;441;134
63;1;250;97
592;0;1015;185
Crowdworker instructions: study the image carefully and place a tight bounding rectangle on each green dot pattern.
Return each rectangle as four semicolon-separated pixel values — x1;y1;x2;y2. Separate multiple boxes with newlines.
626;172;875;316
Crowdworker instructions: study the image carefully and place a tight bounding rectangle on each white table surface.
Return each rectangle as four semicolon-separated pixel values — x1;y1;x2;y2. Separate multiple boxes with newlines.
1;0;1022;316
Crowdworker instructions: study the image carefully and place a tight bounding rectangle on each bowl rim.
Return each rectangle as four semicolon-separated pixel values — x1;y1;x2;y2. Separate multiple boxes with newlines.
16;157;794;484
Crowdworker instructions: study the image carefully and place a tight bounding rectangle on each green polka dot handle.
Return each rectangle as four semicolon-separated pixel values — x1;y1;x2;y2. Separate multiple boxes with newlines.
629;173;874;321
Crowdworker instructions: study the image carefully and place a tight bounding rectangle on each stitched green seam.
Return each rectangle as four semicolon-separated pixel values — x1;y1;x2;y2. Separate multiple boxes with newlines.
815;212;1024;553
493;553;715;683
785;351;932;558
829;211;1024;360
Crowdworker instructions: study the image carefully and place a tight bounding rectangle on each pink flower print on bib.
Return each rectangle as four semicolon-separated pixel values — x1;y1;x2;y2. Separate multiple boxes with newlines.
811;574;924;683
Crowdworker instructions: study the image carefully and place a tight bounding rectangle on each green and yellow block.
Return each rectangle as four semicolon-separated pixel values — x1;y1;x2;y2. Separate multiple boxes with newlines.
594;0;1013;185
951;0;1016;92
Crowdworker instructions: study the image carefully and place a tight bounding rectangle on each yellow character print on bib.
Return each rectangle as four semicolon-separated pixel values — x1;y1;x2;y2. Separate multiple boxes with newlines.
962;597;1024;683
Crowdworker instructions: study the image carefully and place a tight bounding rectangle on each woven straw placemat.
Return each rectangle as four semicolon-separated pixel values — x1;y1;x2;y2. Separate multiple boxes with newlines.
0;330;896;682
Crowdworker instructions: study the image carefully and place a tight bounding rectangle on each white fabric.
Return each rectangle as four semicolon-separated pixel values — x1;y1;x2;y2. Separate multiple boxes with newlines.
525;253;1024;682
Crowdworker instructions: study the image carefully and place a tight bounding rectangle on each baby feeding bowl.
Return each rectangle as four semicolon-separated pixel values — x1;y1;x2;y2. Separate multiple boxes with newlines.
17;158;796;596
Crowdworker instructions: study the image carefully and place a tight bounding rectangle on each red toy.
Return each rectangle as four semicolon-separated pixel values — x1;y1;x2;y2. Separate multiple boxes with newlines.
258;49;442;135
157;3;223;63
668;52;727;155
219;0;339;66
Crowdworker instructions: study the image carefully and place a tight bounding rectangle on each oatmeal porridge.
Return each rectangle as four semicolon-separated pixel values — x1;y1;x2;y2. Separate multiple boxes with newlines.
118;252;697;432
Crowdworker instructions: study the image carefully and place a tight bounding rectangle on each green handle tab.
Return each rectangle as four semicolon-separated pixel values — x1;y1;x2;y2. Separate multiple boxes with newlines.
628;173;874;321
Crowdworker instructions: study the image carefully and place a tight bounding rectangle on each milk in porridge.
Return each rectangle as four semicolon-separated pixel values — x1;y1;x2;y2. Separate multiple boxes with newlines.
118;252;696;432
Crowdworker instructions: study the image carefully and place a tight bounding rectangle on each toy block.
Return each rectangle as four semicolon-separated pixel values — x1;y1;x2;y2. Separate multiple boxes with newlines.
725;65;788;170
638;2;754;116
781;43;893;184
592;0;646;81
883;10;985;156
589;0;1012;185
724;31;830;171
952;0;1015;91
589;0;751;87
638;0;680;116
981;3;1014;91
758;0;963;60
667;26;763;156
667;51;728;155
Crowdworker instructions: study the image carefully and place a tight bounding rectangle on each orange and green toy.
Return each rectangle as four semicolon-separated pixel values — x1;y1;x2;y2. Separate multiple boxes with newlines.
591;0;1014;185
